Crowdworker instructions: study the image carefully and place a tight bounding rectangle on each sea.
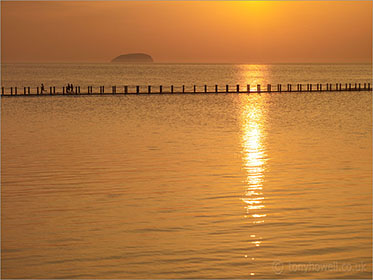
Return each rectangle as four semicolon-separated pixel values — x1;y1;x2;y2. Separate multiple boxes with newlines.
1;63;372;278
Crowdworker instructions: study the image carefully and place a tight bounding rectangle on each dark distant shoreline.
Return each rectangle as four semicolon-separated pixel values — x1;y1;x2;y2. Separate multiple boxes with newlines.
111;53;154;63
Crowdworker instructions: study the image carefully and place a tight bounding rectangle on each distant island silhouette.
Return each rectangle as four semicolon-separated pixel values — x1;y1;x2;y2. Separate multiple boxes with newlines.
111;53;154;63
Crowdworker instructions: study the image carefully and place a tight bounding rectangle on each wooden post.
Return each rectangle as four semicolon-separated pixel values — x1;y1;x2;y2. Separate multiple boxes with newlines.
257;84;261;93
53;87;55;94
364;83;366;90
204;85;207;93
319;84;322;91
124;86;128;94
329;84;332;91
368;83;371;90
160;85;163;93
355;83;357;90
267;84;271;92
247;85;250;93
1;87;4;96
171;85;174;93
349;83;351;91
289;84;292;92
136;86;140;94
182;85;185;93
300;84;302;92
358;83;361;91
310;84;312;92
236;85;240;93
279;84;282;92
226;85;229;93
148;85;151;94
215;85;218;93
193;85;196;93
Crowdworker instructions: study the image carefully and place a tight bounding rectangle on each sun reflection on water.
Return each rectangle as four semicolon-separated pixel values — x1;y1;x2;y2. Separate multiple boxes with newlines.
240;94;267;224
239;88;268;273
238;65;270;277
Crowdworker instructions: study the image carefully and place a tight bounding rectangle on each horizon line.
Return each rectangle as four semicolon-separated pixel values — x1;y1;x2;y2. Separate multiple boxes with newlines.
2;61;373;65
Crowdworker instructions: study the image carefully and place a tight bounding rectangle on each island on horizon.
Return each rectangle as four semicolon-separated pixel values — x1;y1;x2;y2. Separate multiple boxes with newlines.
111;53;154;63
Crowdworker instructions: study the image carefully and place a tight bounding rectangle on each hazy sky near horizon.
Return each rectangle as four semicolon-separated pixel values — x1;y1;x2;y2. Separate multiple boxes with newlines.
1;1;372;63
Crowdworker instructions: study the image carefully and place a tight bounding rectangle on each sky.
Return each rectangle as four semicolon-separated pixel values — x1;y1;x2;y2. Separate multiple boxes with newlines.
1;1;372;63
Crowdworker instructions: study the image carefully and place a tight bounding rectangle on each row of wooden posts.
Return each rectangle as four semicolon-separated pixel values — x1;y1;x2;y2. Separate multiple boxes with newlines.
1;83;372;96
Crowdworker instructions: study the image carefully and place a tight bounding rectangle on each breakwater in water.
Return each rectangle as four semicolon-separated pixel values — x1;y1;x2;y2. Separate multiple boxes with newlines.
1;82;372;96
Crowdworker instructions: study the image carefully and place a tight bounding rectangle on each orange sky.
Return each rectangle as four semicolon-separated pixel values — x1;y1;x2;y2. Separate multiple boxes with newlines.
1;1;372;63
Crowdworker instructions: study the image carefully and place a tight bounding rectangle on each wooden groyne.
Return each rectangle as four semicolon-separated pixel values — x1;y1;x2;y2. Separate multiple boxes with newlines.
1;82;372;96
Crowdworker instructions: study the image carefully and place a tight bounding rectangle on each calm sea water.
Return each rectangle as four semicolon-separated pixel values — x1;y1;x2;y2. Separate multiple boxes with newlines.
1;64;372;278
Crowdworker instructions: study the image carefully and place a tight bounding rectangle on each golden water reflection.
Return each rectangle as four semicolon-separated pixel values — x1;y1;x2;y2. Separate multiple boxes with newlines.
239;87;268;271
239;64;269;92
240;93;267;224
